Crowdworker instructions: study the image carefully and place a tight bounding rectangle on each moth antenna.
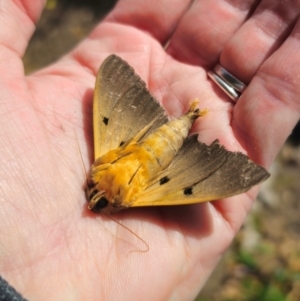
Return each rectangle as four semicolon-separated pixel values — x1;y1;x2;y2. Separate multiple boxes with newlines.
105;214;149;254
74;129;88;181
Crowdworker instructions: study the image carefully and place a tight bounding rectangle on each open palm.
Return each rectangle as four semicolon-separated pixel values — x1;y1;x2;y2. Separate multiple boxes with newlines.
1;1;300;300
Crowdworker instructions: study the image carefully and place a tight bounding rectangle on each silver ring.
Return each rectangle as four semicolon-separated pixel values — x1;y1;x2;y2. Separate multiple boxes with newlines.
207;65;247;102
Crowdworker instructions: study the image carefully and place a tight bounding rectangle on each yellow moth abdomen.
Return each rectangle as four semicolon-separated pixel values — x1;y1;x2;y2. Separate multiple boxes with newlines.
139;101;203;174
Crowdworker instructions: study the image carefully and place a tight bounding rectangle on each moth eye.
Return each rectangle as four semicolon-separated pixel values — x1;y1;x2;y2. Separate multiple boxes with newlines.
119;141;125;147
184;187;193;196
94;197;109;211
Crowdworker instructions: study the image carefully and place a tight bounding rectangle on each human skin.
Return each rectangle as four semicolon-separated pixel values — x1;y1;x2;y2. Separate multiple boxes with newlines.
0;0;300;300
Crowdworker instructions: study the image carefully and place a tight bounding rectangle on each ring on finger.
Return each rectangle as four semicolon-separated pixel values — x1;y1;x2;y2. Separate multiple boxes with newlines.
208;64;247;102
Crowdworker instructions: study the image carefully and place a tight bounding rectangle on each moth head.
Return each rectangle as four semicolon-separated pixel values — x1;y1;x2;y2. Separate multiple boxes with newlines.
86;185;122;214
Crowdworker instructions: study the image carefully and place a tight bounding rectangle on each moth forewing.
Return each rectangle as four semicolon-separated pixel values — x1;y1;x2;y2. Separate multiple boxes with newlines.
133;145;270;207
85;54;270;214
93;54;168;159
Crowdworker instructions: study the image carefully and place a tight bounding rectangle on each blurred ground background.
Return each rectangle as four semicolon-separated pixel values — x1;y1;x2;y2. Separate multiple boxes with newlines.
23;1;300;300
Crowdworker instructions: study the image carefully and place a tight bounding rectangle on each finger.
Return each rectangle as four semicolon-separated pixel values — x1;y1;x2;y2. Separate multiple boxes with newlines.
0;1;44;59
166;0;260;67
233;18;300;167
105;0;191;44
220;0;300;83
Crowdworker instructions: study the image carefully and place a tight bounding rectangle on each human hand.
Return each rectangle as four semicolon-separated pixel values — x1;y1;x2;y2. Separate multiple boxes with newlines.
1;1;299;300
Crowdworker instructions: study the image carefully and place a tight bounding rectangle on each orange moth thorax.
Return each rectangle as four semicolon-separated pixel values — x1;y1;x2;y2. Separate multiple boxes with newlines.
88;143;155;213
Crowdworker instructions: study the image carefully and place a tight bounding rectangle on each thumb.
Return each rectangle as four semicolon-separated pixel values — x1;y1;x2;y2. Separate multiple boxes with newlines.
0;0;44;78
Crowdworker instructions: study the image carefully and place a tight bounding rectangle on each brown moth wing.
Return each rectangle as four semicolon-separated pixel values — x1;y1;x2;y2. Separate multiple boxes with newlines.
93;54;168;159
133;136;270;206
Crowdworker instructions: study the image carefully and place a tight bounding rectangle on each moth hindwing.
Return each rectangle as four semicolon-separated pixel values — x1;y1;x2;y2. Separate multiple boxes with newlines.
85;54;270;214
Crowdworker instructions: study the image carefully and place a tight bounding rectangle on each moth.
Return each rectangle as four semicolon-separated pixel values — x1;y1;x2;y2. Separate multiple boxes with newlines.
85;54;269;214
